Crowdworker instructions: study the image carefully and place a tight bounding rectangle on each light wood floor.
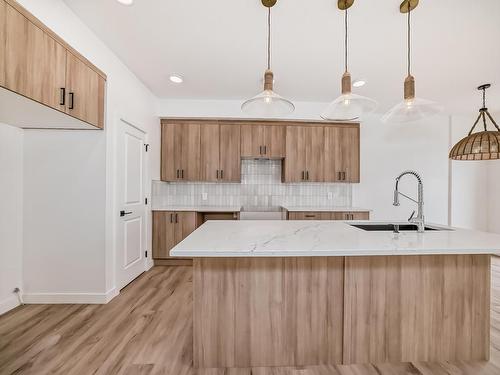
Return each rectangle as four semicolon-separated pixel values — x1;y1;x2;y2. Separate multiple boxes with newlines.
1;259;500;375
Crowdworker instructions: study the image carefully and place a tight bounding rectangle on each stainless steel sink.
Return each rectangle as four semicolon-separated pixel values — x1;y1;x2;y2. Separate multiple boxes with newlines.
349;223;450;232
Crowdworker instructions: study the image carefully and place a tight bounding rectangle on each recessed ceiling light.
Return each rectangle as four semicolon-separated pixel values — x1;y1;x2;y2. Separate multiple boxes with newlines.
352;80;366;88
117;0;133;5
169;75;183;84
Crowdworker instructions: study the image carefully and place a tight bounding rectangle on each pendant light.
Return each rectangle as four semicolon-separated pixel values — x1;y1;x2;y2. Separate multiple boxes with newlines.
449;84;500;161
382;0;442;124
241;0;294;117
321;0;378;121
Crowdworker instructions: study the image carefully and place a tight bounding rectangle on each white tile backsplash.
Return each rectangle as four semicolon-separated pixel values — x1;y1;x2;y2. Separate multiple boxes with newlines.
153;159;352;210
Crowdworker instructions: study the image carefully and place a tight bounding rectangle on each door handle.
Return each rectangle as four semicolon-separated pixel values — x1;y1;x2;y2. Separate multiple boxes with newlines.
59;88;65;106
120;210;132;217
68;92;74;110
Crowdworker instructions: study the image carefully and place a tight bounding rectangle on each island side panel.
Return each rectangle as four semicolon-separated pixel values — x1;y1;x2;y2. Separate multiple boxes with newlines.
343;254;490;365
193;257;344;368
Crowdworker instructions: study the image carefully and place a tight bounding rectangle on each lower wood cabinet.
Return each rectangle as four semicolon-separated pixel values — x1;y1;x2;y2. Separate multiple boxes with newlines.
288;211;370;221
153;211;200;259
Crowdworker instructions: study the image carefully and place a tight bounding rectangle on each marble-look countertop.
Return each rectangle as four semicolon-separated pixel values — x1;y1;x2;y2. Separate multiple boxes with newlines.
152;205;241;212
281;205;371;212
170;220;500;257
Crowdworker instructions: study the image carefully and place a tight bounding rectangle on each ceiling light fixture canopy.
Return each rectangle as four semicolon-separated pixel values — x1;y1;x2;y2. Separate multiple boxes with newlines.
449;84;500;161
241;0;294;117
321;0;378;121
116;0;134;5
382;0;442;124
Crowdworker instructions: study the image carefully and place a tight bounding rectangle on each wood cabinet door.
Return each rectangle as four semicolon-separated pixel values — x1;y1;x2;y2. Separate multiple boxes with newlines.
241;125;264;157
305;126;325;182
66;51;105;128
200;123;220;182
161;123;179;181
5;5;66;111
179;123;201;181
324;126;360;183
284;126;307;182
262;125;286;158
219;124;241;182
0;0;5;87
288;212;330;220
174;212;198;245
153;211;176;259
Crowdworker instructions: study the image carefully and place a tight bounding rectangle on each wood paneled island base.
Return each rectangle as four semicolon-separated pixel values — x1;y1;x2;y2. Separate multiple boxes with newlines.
193;254;490;369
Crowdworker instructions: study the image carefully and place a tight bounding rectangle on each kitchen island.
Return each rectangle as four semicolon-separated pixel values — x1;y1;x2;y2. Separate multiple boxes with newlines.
171;220;500;369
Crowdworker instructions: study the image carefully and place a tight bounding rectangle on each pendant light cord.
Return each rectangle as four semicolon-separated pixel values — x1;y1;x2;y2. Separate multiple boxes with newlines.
345;8;348;72
407;2;411;76
482;87;486;109
267;7;271;70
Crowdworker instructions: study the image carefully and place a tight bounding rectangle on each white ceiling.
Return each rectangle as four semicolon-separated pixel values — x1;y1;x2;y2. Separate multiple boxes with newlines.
63;0;500;114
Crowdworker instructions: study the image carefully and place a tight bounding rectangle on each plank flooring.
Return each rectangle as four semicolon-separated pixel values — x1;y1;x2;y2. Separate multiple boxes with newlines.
1;258;500;375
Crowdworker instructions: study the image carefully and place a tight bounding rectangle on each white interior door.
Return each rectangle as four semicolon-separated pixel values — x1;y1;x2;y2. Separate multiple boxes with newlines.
116;119;147;290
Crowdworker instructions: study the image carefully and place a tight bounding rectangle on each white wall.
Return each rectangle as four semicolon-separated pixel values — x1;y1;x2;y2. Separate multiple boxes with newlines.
449;115;489;231
14;0;158;303
158;99;451;225
0;124;23;315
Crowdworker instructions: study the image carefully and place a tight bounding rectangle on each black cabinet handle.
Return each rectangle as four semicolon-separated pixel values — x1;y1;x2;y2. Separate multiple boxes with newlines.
120;210;132;217
216;170;219;179
176;169;179;178
181;169;184;179
59;88;65;106
220;170;224;179
338;172;341;180
68;92;74;110
264;145;267;155
343;172;347;181
305;215;316;218
301;171;305;180
170;213;174;223
175;213;179;223
306;171;310;180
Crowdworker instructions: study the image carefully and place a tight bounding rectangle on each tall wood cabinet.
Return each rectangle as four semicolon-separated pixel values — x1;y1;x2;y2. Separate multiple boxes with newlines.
241;124;285;158
153;211;199;259
283;126;324;182
325;126;360;183
161;120;241;182
0;0;106;128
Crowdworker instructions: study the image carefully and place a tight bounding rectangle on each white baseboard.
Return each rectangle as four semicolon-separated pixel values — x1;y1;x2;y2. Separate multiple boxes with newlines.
23;287;119;305
0;295;21;316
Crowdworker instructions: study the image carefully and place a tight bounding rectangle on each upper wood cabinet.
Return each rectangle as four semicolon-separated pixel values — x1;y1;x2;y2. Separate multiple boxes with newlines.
66;52;105;128
161;122;201;181
324;126;360;183
241;124;285;159
283;126;324;182
219;124;241;182
0;0;7;87
0;0;106;129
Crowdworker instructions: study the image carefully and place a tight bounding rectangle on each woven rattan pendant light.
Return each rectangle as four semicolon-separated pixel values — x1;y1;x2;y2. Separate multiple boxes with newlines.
449;84;500;161
321;0;378;121
241;0;295;117
382;0;442;123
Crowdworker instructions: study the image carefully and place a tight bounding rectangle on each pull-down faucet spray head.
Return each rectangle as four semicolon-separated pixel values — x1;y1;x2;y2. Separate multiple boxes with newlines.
393;180;400;206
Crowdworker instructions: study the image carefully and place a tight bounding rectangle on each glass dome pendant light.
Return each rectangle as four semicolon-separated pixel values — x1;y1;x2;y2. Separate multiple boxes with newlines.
381;0;442;124
321;0;378;121
449;84;500;161
241;0;295;117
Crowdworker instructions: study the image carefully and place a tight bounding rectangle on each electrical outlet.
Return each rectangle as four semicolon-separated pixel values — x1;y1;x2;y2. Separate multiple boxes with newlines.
202;192;208;201
327;192;333;200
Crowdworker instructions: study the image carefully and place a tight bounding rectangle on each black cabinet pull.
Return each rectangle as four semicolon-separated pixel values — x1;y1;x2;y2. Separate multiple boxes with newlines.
170;213;174;223
216;170;219;179
343;172;347;181
68;92;74;109
305;214;316;218
120;210;132;217
59;88;65;106
220;170;224;179
301;171;305;180
264;145;267;155
306;171;310;180
338;172;341;180
181;169;184;179
175;213;179;223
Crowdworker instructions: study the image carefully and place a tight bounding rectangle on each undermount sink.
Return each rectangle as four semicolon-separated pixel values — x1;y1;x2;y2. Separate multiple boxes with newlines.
349;223;449;232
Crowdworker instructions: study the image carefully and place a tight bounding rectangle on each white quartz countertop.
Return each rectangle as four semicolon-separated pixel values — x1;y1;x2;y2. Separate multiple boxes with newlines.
170;220;500;257
152;205;241;212
281;205;371;212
